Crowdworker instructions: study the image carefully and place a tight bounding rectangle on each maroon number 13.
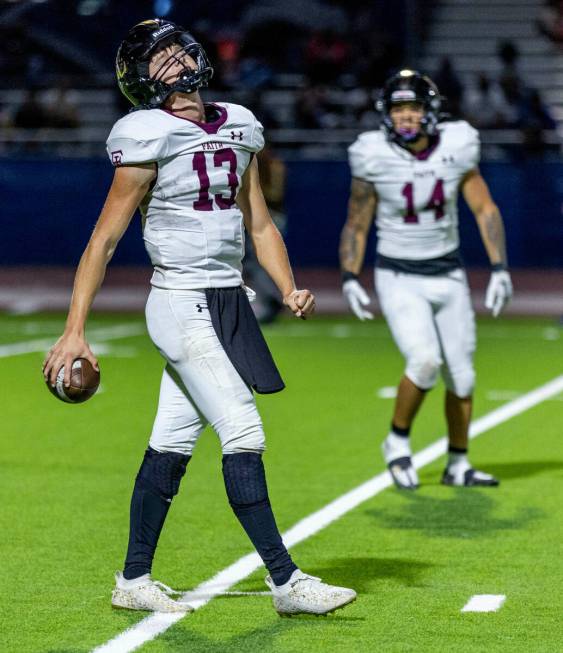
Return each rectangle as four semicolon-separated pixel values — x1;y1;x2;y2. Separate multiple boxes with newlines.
192;148;238;211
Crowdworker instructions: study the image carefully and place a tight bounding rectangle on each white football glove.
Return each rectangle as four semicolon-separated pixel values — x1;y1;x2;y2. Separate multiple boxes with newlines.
343;279;374;321
243;285;257;303
485;269;513;317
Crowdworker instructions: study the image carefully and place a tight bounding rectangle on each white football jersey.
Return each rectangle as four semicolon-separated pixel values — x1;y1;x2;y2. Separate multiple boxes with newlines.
348;121;480;260
106;102;264;289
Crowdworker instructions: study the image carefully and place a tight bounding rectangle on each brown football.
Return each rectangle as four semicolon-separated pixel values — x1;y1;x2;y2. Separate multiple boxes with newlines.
46;358;100;404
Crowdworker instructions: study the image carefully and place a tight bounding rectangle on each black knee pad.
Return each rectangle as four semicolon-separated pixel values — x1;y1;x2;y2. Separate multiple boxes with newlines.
222;452;269;510
136;447;190;501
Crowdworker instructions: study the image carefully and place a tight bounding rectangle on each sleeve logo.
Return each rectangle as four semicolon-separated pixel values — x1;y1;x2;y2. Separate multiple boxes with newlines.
111;150;123;166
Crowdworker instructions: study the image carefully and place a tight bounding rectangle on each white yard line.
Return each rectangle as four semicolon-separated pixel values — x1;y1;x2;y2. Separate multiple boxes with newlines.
461;594;506;613
0;324;146;358
92;374;563;653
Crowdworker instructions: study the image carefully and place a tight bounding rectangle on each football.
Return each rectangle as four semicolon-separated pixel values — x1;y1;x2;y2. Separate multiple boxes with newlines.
46;358;100;404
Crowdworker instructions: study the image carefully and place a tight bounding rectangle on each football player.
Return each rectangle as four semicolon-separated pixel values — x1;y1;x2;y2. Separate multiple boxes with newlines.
43;19;355;615
339;70;513;490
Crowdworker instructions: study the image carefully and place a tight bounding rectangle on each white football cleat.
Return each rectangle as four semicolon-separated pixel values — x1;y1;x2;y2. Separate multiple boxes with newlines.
382;433;419;490
111;571;193;613
265;569;356;616
442;466;499;487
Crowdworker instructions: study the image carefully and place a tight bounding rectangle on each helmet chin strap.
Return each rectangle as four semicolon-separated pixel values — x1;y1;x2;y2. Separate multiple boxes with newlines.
394;127;424;146
398;128;421;141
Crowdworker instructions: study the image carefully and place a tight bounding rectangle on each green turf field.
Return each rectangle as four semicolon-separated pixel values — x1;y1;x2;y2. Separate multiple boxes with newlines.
1;312;562;653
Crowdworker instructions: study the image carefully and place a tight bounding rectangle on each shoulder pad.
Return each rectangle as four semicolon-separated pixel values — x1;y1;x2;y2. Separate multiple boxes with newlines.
106;110;168;166
439;120;480;171
219;102;264;153
348;130;385;180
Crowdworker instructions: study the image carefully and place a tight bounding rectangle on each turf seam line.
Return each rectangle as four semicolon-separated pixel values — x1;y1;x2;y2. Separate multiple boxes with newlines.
91;373;563;653
461;594;506;612
0;324;145;357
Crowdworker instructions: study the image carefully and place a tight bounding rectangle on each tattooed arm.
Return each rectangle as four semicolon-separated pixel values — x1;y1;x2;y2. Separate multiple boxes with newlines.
462;168;513;317
461;168;507;266
339;177;377;320
339;178;377;275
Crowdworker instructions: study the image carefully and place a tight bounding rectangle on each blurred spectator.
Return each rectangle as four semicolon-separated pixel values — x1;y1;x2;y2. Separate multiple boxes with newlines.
497;40;521;88
349;87;379;129
538;0;563;43
295;83;331;128
13;89;49;129
295;82;345;129
238;56;274;90
214;34;240;87
356;37;402;90
305;29;350;84
522;89;557;130
43;80;80;128
463;72;513;128
498;73;525;127
0;26;30;83
433;56;463;118
0;101;10;130
520;89;557;155
241;20;304;76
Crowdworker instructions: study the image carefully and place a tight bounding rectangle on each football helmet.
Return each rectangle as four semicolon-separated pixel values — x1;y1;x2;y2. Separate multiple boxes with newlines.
116;18;213;109
376;69;441;145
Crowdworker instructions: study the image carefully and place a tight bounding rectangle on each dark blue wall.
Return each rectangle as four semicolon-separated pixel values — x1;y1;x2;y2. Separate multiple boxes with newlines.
1;158;561;267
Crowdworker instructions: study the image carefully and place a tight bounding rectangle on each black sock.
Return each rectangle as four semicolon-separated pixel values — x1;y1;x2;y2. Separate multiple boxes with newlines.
222;452;297;586
391;423;411;438
448;445;468;455
123;447;190;580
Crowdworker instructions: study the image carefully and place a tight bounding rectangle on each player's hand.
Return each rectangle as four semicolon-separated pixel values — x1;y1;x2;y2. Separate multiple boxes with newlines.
485;270;513;317
343;279;373;321
42;332;99;387
283;289;315;319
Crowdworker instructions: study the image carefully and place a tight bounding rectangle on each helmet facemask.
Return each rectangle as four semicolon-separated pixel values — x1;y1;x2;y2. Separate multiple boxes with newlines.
116;21;214;109
148;35;213;99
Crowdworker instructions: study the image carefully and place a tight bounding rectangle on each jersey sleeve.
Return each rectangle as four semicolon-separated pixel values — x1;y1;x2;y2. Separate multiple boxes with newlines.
460;122;480;173
106;113;167;166
250;116;265;153
348;132;377;181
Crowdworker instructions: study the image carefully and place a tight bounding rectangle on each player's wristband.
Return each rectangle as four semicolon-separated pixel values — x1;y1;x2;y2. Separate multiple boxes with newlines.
342;271;359;284
491;263;508;272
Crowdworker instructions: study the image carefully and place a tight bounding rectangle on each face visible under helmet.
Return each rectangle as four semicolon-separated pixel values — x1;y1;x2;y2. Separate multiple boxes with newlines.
116;18;213;109
376;69;442;145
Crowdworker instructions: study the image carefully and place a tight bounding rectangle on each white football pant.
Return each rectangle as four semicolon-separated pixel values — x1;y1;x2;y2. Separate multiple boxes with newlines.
145;288;265;456
375;268;476;398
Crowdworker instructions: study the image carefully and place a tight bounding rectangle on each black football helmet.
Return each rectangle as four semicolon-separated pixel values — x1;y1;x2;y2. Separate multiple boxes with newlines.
116;19;213;109
376;69;441;145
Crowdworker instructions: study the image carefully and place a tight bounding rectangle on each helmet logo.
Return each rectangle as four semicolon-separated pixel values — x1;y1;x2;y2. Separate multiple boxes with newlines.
117;61;127;79
391;90;416;102
153;24;175;38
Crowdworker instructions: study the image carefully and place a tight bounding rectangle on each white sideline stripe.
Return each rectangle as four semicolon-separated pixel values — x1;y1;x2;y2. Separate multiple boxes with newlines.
461;594;506;612
92;374;563;653
0;324;145;358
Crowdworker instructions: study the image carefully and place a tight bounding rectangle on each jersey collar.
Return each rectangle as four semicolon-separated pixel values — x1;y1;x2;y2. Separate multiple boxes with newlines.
394;133;440;161
161;102;228;134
